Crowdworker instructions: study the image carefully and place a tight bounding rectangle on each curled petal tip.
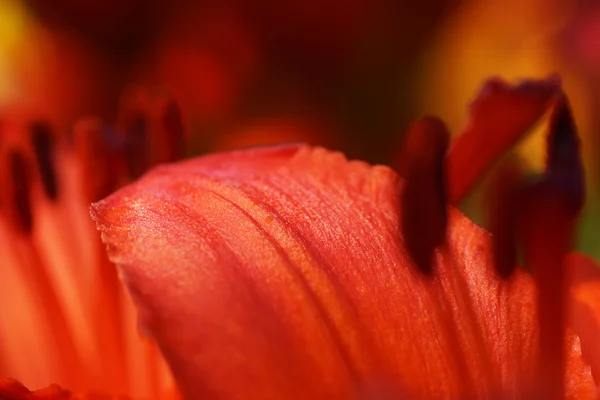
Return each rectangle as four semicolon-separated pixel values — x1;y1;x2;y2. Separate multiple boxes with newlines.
514;74;562;95
467;75;561;129
473;75;561;108
449;76;562;204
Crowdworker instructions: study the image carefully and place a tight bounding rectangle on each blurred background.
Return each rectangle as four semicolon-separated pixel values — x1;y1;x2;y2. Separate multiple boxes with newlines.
1;0;599;255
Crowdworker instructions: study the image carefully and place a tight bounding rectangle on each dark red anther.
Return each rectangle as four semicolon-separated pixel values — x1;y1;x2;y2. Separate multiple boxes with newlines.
117;89;185;180
485;91;584;280
513;92;584;398
154;97;185;164
395;116;450;275
30;121;58;200
120;111;150;180
486;160;524;278
6;150;33;233
545;95;584;214
73;118;122;202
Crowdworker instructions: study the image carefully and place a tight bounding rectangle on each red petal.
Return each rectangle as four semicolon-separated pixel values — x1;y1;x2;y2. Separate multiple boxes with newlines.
0;378;127;400
92;144;595;399
568;253;600;384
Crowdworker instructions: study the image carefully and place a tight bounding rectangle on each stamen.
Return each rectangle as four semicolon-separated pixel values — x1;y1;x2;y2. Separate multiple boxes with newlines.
30;121;58;201
1;119;90;388
517;93;584;399
545;95;584;213
6;150;33;233
519;184;574;400
72;117;129;390
447;76;560;205
17;238;86;389
75;92;184;396
150;96;185;164
91;240;128;394
395;116;449;274
119;110;150;180
73;118;121;202
1;104;178;396
0;148;84;385
117;89;185;180
486;159;524;278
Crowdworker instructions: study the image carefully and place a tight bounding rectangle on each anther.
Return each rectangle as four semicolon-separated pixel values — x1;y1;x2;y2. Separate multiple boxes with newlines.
486;159;524;278
395;116;450;275
119;110;150;180
151;96;185;164
519;183;573;400
6;150;33;233
516;92;584;399
30;121;58;200
73;118;121;202
545;95;584;214
117;90;185;180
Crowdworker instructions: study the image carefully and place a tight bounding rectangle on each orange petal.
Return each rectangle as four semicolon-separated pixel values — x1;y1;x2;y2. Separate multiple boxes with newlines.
92;144;595;399
568;253;600;384
447;76;560;204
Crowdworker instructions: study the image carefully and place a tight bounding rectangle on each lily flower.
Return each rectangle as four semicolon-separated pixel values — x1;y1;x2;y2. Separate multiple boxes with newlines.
4;76;600;399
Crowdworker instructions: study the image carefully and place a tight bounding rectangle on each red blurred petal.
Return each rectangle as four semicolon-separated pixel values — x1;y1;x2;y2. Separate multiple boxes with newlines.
92;144;595;399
